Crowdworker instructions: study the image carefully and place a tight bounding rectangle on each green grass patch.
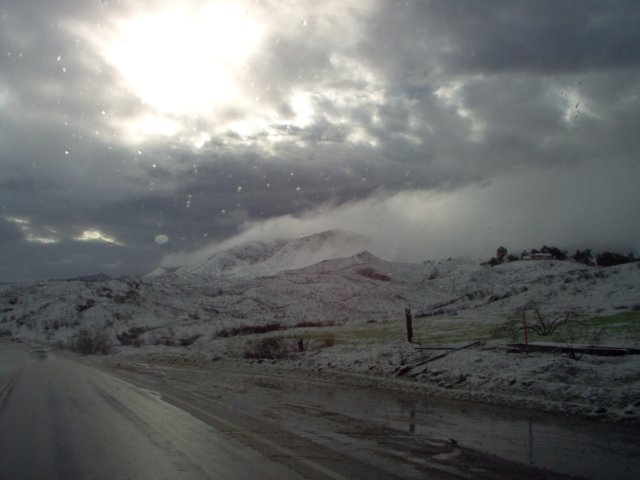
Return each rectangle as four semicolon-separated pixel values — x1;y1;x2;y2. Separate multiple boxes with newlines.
234;311;640;350
304;314;503;347
525;311;640;345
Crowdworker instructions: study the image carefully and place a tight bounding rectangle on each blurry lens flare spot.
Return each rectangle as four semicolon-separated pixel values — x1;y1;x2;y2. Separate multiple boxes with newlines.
155;234;169;244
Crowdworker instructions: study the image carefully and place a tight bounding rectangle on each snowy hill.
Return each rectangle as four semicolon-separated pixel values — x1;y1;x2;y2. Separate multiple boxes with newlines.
0;228;638;351
2;233;639;424
158;229;371;280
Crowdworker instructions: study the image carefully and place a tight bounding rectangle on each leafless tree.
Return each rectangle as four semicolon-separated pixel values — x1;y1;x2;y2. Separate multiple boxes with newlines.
519;301;578;336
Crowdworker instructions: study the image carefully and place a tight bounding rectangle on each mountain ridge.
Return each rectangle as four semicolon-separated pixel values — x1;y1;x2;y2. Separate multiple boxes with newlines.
151;229;371;280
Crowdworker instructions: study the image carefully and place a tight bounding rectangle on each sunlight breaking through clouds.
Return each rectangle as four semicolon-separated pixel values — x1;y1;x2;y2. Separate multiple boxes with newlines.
4;216;60;245
100;3;264;117
69;0;386;150
74;229;124;246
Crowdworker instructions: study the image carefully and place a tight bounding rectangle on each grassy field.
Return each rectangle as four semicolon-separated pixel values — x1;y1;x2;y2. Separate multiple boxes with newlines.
533;311;640;345
287;310;640;348
290;313;504;347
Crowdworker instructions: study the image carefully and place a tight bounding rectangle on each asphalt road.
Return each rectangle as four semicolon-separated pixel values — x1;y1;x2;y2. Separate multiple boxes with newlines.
0;349;307;480
1;343;639;479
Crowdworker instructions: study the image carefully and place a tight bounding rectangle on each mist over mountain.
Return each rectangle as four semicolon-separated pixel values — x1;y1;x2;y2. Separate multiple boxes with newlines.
149;229;371;280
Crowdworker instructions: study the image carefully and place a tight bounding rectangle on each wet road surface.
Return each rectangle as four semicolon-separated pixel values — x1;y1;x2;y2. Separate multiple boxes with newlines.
1;342;639;479
0;347;304;479
108;359;640;480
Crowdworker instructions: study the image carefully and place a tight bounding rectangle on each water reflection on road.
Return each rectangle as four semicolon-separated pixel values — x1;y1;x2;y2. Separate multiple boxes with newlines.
161;363;639;480
3;343;638;480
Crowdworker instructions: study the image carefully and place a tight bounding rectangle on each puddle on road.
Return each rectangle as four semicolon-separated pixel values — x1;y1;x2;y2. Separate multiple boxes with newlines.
226;372;640;480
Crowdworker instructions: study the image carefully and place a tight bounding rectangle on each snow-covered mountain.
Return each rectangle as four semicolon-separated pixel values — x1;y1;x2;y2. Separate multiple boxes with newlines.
151;229;371;280
0;229;638;350
3;233;639;426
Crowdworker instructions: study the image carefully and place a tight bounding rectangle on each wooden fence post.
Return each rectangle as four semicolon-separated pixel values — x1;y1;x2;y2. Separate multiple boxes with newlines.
405;308;413;343
522;312;528;353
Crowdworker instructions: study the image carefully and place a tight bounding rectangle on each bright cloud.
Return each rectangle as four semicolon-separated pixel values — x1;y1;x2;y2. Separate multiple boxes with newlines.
74;229;124;246
4;216;60;245
100;3;264;116
68;0;385;149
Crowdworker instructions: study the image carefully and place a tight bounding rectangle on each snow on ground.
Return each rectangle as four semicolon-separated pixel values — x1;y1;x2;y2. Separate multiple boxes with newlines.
1;230;639;423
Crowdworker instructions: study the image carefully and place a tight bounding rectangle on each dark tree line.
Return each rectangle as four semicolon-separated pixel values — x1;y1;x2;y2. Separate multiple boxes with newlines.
595;251;637;267
485;245;637;267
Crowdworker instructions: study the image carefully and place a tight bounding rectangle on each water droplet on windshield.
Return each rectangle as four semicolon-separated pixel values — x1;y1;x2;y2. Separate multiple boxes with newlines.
154;234;169;245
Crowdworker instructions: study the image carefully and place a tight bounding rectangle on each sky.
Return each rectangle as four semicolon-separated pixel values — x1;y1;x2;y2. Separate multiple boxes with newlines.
1;0;639;281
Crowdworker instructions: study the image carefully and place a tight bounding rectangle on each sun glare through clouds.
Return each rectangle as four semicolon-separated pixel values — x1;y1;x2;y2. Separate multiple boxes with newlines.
72;1;386;149
105;3;263;116
74;229;124;246
86;1;264;145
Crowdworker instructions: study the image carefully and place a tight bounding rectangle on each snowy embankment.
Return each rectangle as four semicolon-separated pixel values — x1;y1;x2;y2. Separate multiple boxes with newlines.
1;230;639;423
113;331;640;425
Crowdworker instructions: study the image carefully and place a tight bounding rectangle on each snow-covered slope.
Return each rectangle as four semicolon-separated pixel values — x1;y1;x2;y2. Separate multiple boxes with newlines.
1;229;638;350
160;229;371;280
2;234;638;425
175;240;286;278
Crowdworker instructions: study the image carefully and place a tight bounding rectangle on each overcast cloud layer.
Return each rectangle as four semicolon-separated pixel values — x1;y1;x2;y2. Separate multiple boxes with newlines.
1;0;639;281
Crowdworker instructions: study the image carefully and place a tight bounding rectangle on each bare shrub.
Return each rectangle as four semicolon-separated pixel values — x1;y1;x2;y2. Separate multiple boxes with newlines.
71;327;112;355
508;302;578;338
117;326;147;346
244;336;291;359
217;322;284;338
147;332;202;347
294;320;338;328
178;334;201;346
76;298;96;313
113;288;140;304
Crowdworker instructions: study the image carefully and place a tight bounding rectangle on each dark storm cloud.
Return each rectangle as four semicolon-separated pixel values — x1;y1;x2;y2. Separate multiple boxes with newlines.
436;0;640;74
1;0;639;281
0;218;23;243
0;239;160;281
364;0;640;76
